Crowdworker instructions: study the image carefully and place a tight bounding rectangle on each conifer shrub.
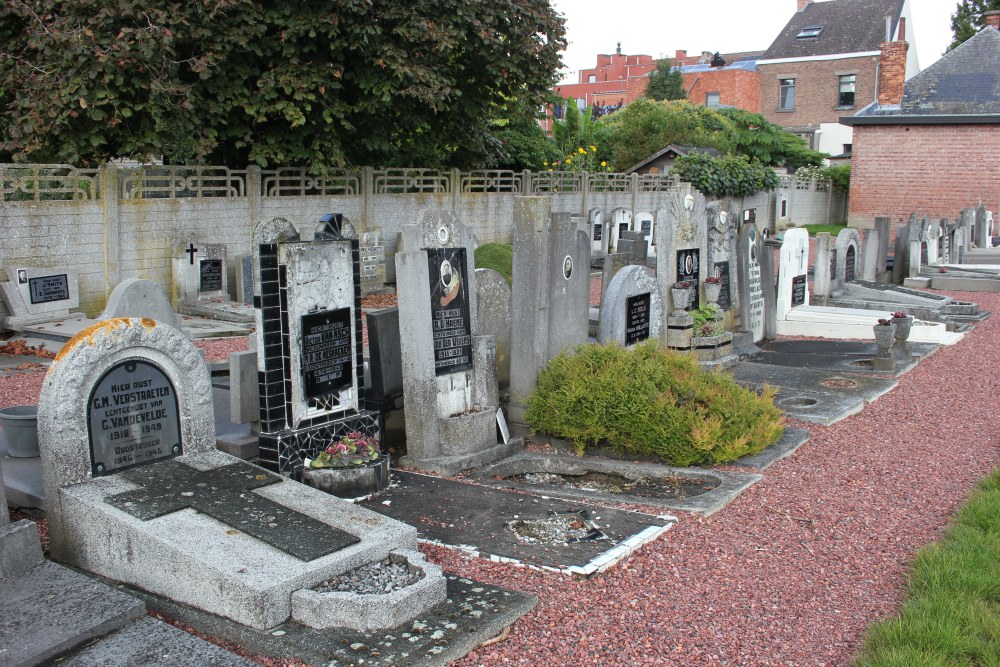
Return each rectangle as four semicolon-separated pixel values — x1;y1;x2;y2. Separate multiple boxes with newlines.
524;340;784;466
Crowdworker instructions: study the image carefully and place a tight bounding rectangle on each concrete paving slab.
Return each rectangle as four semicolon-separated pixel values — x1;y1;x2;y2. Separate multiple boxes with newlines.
755;339;933;377
728;361;897;426
0;561;146;667
470;452;761;517
59;616;257;667
126;573;536;667
359;471;674;574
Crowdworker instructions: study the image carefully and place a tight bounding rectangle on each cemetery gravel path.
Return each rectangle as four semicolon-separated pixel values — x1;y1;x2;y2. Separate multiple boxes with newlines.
3;292;998;666
438;289;1000;667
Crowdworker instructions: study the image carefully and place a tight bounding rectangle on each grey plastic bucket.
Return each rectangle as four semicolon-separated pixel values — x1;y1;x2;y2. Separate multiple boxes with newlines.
0;405;40;458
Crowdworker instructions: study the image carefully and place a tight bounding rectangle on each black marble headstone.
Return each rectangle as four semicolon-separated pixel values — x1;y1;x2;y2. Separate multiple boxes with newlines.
845;245;856;282
28;274;70;304
428;247;473;376
624;293;651;345
301;307;353;399
713;261;731;311
676;249;700;309
199;259;223;292
791;275;807;306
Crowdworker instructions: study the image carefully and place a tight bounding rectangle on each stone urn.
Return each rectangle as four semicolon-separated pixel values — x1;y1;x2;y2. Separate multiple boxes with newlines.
872;322;896;355
670;286;691;314
302;456;390;499
703;280;722;305
890;315;913;343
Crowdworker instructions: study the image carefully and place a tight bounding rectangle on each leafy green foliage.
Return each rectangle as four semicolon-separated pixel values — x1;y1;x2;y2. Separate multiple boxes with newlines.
492;112;562;172
669;152;779;198
473;243;512;286
690;304;723;336
644;60;686;101
856;469;1000;666
524;341;784;466
551;102;609;156
824;164;851;193
0;0;566;169
719;108;825;169
950;0;1000;50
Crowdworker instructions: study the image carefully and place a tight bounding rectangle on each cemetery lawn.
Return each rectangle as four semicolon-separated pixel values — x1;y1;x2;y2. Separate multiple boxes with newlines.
799;223;848;236
855;468;1000;666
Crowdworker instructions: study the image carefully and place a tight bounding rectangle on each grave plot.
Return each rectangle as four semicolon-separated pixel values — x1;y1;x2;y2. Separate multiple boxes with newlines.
359;471;675;576
471;452;762;517
173;241;255;324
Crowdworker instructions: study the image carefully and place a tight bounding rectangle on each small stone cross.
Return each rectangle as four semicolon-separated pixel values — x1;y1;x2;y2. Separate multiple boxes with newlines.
185;242;199;265
105;460;359;561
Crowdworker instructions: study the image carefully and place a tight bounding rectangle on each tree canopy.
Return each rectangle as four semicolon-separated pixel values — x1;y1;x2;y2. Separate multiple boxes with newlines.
601;99;824;171
644;60;686;101
0;0;566;169
950;0;1000;50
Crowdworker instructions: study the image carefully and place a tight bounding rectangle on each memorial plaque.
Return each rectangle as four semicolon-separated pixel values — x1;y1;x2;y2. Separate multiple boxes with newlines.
618;222;629;238
199;259;223;292
676;249;700;309
791;274;806;307
28;274;70;304
300;307;353;399
88;360;182;476
624;292;651;345
593;221;603;242
427;247;473;376
845;245;856;282
640;219;652;239
746;229;765;341
713;261;731;311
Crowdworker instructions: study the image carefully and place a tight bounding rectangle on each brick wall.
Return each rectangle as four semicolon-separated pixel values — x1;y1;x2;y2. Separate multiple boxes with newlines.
682;69;761;112
848;124;1000;228
758;55;878;130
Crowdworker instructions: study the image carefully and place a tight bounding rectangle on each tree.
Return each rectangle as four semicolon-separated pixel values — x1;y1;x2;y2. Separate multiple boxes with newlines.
644;60;686;101
950;0;1000;50
0;0;566;169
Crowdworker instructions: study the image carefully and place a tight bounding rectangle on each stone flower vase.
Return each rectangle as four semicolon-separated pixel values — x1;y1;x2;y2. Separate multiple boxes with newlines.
670;287;690;314
872;323;896;355
704;281;722;305
302;456;390;499
890;316;913;343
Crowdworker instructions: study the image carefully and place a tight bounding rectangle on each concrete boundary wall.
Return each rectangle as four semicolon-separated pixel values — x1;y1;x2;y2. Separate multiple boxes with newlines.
0;164;838;318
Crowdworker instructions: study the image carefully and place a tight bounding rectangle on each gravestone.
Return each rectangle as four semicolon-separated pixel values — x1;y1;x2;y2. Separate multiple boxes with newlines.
475;268;512;393
251;216;380;475
359;229;388;295
395;210;518;473
776;228;809;320
173;242;255;324
737;223;765;343
834;228;862;285
0;266;83;328
656;184;708;315
598;265;662;347
509;197;590;425
812;233;833;299
892;223;909;284
99;278;183;330
633;211;656;257
609;208;632;253
926;220;941;265
235;254;255;303
37;317;441;631
875;217;890;283
589;208;606;259
706;202;738;314
975;204;988;248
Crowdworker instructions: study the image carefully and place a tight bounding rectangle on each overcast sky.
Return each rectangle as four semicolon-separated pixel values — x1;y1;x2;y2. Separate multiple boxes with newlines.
550;0;956;83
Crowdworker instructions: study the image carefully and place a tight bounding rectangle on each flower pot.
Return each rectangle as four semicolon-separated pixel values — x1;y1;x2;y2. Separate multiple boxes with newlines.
302;456;390;499
873;324;895;353
670;288;690;313
890;316;913;343
704;282;722;305
0;405;39;458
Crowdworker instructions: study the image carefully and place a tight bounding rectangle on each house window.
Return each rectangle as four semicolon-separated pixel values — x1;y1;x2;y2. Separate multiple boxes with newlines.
588;74;597;83
779;78;796;110
706;92;721;108
576;98;586;110
843;143;853;155
838;74;856;107
796;24;824;38
552;103;564;120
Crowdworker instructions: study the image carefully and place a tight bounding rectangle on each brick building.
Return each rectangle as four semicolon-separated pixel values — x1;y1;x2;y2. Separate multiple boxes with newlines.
757;0;918;156
549;45;658;127
678;57;762;112
843;14;1000;228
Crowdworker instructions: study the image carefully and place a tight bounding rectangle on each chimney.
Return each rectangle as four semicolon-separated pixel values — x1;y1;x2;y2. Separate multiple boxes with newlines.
675;49;687;62
877;35;909;107
985;11;1000;30
797;0;811;12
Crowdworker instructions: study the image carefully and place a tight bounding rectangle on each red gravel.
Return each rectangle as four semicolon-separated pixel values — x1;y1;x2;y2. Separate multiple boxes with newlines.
5;289;999;666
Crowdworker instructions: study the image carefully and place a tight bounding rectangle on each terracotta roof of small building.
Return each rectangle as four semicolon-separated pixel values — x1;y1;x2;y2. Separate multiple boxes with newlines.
762;0;905;60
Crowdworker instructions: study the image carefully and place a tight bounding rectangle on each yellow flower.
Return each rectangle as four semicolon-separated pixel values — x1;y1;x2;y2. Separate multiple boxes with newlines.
601;161;607;167
589;145;597;152
578;147;586;155
543;162;548;167
566;157;572;163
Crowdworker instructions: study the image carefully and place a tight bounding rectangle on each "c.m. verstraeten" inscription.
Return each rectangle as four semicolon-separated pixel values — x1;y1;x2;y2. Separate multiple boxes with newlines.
87;360;182;476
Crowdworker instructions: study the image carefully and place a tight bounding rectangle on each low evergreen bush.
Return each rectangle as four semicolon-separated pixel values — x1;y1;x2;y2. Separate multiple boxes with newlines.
524;341;784;466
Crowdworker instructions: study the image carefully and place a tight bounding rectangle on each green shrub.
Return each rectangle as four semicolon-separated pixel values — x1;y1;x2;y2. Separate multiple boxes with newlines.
524;340;784;466
474;243;513;286
668;152;780;198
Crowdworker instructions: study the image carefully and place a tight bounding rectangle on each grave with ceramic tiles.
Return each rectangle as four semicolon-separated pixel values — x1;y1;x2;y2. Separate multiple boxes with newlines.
173;241;255;324
395;210;521;474
36;316;447;634
655;184;706;355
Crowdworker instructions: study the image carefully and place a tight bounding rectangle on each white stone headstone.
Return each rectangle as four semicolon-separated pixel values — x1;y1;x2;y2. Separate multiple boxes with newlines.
609;208;632;253
598;265;663;347
589;208;606;257
633;212;656;257
0;266;80;319
776;228;809;320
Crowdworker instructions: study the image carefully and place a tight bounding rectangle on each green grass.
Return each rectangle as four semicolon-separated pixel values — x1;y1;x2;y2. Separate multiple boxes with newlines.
799;223;848;237
855;470;1000;666
474;243;512;286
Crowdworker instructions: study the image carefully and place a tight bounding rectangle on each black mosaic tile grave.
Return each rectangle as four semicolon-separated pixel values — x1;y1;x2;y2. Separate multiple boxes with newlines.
106;460;359;561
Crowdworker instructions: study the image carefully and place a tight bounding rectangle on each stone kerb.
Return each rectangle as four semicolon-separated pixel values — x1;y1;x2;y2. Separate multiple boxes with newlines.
599;265;663;347
776;228;810;320
834;228;862;284
37;317;215;562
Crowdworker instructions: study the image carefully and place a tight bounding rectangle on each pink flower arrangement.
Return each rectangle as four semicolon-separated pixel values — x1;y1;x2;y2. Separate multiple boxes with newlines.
309;432;381;468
